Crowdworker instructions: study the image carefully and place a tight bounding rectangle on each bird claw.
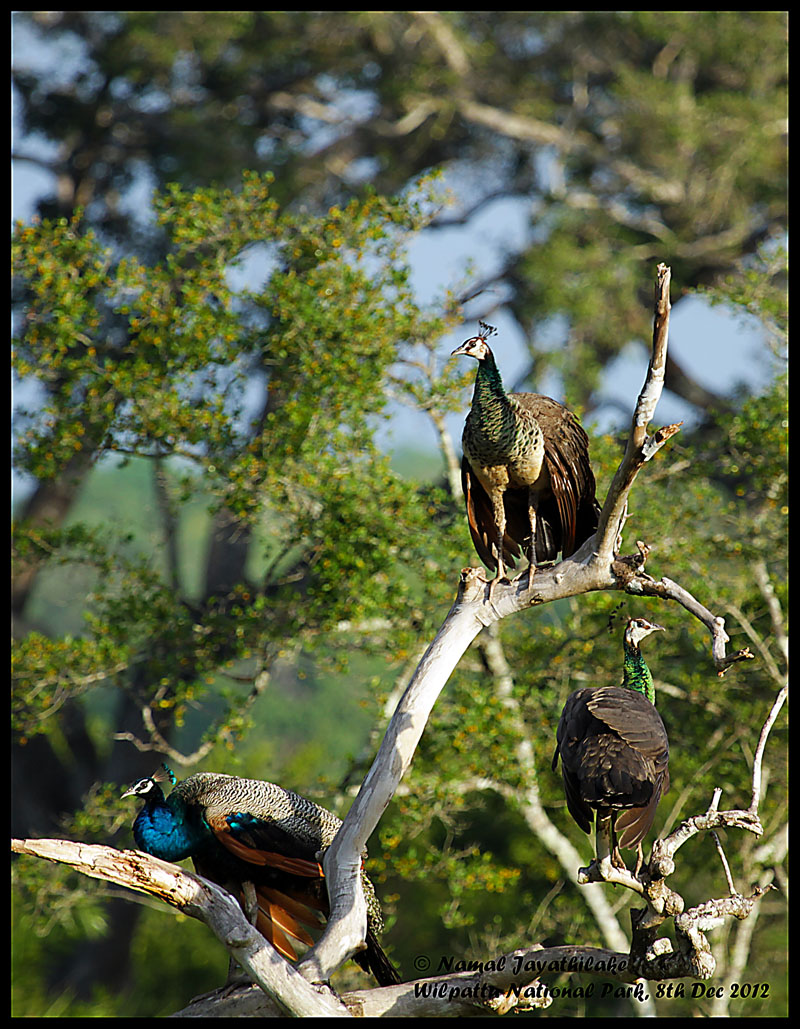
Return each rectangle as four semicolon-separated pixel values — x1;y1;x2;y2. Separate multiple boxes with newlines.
486;574;506;602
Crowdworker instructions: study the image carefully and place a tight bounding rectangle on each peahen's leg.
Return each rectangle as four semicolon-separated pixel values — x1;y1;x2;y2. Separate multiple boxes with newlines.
523;491;537;590
610;816;627;871
595;814;610;871
489;493;507;597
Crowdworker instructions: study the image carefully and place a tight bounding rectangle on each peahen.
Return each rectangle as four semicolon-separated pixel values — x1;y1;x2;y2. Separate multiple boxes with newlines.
451;323;599;589
552;617;669;871
122;769;400;986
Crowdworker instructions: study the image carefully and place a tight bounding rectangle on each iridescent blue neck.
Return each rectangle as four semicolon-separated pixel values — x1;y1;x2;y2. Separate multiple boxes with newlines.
132;786;207;862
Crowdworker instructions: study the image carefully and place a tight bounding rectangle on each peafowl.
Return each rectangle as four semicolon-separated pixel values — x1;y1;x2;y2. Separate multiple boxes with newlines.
451;323;599;590
122;769;400;986
552;617;669;872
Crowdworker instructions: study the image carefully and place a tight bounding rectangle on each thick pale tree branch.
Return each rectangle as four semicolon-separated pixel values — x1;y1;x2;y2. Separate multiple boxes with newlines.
12;826;774;1016
12;592;775;1012
10;839;350;1017
299;572;491;982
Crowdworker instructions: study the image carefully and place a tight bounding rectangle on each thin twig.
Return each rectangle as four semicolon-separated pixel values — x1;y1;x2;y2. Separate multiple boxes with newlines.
710;831;738;896
749;682;788;814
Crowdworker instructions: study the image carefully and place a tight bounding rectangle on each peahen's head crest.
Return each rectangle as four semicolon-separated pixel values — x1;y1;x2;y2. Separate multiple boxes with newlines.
451;322;497;361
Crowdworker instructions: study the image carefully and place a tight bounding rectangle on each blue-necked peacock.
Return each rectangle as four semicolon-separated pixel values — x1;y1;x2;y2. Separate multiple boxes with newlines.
451;322;600;588
552;617;670;870
122;769;400;985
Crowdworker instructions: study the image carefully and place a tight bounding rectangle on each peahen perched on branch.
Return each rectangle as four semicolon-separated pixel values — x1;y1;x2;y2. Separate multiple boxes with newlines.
552;617;670;871
451;323;599;589
122;769;400;986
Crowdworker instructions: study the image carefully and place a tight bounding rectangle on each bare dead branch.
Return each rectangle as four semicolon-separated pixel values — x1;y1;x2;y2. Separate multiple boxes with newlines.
651;806;763;879
300;263;758;984
299;567;490;983
13;794;774;1013
627;574;755;675
10;838;350;1017
595;264;677;562
13;824;751;1012
7;837;660;1014
672;888;775;979
750;682;788;813
711;831;738;896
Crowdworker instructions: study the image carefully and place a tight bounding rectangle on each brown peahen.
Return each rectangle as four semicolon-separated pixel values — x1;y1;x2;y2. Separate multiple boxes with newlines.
552;617;669;871
451;323;599;589
122;769;400;986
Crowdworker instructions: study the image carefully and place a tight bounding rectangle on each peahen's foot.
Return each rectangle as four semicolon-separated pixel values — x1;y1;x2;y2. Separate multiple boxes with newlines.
487;573;504;602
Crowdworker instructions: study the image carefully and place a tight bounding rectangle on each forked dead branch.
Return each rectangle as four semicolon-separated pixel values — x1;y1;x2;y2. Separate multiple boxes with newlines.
12;265;771;1017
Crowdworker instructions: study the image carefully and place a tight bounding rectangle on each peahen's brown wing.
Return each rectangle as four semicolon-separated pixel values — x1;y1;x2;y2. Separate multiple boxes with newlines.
553;686;669;849
512;394;600;558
